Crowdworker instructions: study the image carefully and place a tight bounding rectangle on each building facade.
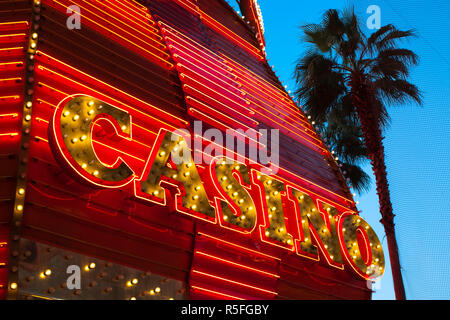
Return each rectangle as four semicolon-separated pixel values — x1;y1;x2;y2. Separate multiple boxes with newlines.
0;0;384;300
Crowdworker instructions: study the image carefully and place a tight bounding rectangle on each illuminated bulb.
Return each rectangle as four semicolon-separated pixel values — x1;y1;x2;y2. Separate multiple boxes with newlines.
149;290;155;295
89;262;96;269
273;191;279;195
265;231;270;237
30;42;36;49
330;255;334;259
268;214;272;219
39;272;46;279
132;278;138;285
300;195;304;200
88;100;95;106
10;282;18;290
353;255;357;259
265;195;270;200
25;115;31;121
375;258;379;262
26;101;32;108
82;163;87;169
126;281;132;287
223;215;228;221
18;188;25;195
279;227;284;232
326;207;331;212
153;190;159;196
193;195;199;200
238;199;244;204
221;176;227;181
130;297;136;300
88;109;95;115
16;205;23;211
159;151;166;157
235;165;240;170
32;33;38;39
63;111;70;117
187;163;193;168
44;269;52;276
248;206;253;211
195;186;201;191
233;192;238;197
312;208;316;212
172;174;177;179
221;160;226;165
121;125;127;131
266;180;272;185
84;265;90;271
271;206;276;211
191;205;197;210
357;219;361;223
184;172;190;177
287;239;293;245
93;170;99;176
240;215;246;220
227;185;232;190
71;138;78;144
73;115;79;121
343;228;346;232
377;245;381;249
324;244;328;249
80;135;87;141
304;237;309;242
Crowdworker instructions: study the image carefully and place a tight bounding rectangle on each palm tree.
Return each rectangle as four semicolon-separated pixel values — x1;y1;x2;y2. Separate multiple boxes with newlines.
294;8;421;300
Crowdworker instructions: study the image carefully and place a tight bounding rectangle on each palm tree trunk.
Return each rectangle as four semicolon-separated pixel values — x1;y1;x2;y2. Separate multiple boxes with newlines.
352;82;406;300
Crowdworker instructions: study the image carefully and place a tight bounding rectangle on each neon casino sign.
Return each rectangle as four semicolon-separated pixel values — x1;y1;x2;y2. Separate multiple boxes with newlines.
49;95;385;281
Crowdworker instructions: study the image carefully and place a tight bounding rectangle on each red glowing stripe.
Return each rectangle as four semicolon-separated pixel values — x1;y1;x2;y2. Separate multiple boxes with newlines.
77;0;164;44
36;51;187;126
190;286;245;300
192;270;277;295
0;95;20;100
95;0;161;38
188;107;265;150
186;96;260;138
195;251;279;278
177;62;250;108
0;132;19;137
198;232;280;261
180;74;252;116
273;171;355;210
108;2;155;30
0;113;19;118
183;84;258;128
0;33;27;38
199;11;263;59
49;0;172;68
65;0;166;51
0;46;24;52
0;61;23;67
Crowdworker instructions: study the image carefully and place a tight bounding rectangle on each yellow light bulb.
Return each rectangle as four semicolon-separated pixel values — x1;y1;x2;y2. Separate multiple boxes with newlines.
44;269;52;276
89;262;96;269
10;282;18;290
155;287;161;293
18;188;25;195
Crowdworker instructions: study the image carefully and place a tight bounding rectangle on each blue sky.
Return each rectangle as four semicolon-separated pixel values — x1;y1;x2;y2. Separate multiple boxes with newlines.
229;0;450;299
